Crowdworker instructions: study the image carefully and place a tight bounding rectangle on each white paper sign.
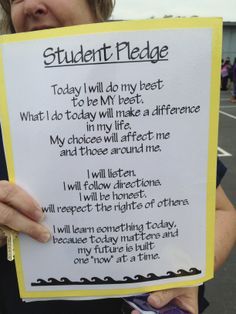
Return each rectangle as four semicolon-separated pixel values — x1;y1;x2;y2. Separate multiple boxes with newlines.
0;18;222;299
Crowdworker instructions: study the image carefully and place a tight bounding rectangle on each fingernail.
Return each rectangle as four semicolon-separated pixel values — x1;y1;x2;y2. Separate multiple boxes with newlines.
33;210;45;222
40;232;51;243
32;198;42;210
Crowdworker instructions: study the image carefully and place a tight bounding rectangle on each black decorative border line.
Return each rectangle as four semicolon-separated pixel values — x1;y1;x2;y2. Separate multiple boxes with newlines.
31;268;201;286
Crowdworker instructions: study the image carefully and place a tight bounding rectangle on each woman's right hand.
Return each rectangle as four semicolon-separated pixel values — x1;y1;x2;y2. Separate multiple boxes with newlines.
0;181;51;247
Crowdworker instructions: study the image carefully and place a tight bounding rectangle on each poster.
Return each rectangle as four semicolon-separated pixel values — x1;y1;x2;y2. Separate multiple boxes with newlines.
0;18;222;299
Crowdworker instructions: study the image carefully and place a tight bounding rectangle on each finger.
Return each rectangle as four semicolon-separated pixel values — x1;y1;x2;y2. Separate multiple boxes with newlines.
173;289;198;314
148;288;182;308
131;311;140;314
174;298;198;314
0;202;50;243
0;181;44;222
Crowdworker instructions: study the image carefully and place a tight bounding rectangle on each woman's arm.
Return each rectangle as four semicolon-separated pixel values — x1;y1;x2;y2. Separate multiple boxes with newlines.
214;185;236;270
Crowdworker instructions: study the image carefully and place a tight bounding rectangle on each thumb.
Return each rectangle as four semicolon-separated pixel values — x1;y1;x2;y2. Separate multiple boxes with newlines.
147;289;181;308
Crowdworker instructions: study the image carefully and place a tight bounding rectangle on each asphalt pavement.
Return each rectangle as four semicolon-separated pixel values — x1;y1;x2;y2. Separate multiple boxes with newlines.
204;90;236;314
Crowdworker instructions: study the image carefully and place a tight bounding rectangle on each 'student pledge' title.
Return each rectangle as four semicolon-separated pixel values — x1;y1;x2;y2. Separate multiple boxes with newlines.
43;40;169;67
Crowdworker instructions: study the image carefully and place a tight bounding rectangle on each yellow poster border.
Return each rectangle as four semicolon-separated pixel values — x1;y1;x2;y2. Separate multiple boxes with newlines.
0;50;15;183
0;17;222;298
